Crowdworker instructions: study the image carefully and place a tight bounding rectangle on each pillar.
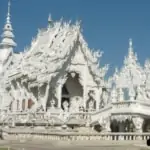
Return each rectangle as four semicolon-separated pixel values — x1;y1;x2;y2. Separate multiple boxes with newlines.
118;88;124;102
57;84;62;109
83;66;87;109
129;86;135;101
96;88;102;111
25;99;28;110
12;100;17;112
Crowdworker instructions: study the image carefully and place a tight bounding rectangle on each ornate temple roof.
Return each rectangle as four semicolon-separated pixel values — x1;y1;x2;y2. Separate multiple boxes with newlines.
6;17;108;86
113;39;145;88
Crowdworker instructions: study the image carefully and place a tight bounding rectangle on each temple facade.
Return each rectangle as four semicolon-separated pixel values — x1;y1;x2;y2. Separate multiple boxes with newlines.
1;1;150;136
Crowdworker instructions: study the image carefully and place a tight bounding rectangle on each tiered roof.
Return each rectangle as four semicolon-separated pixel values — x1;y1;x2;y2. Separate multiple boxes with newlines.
113;39;145;88
0;0;16;49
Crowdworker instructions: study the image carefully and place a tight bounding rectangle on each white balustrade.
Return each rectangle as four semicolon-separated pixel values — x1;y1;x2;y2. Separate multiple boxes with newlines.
2;129;150;141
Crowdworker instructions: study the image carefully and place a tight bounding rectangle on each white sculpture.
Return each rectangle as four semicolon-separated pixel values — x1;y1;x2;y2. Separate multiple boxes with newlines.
132;117;144;133
62;100;69;112
136;86;144;101
87;90;96;110
70;96;81;112
88;100;94;111
101;90;109;105
50;99;55;108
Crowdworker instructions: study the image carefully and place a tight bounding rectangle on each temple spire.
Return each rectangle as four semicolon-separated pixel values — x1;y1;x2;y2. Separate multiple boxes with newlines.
128;38;136;60
129;38;132;49
0;0;17;49
48;14;53;28
124;38;137;65
7;0;11;24
128;38;133;56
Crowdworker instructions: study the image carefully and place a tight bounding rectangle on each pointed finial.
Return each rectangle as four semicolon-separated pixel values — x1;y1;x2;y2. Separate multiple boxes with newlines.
129;38;132;48
48;14;53;28
8;0;11;14
7;0;11;24
48;14;52;22
128;38;134;57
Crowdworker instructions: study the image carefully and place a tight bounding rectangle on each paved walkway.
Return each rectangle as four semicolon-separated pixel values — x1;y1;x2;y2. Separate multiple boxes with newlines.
0;140;149;150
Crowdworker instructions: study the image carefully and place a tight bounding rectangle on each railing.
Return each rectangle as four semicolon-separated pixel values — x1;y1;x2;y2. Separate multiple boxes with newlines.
90;105;112;123
2;129;150;141
112;100;150;109
2;101;150;126
112;101;140;110
1;110;111;126
111;100;150;116
0;112;89;125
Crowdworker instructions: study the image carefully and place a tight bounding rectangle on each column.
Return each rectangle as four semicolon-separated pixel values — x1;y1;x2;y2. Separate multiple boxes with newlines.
44;82;50;110
96;88;102;111
18;82;27;111
11;84;18;112
25;99;28;110
57;84;62;109
17;89;22;111
129;86;135;101
111;87;117;103
13;90;20;112
19;99;22;111
12;99;17;112
83;65;87;109
118;88;124;102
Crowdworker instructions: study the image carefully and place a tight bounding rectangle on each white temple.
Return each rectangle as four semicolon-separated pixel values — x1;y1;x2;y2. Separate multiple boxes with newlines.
1;1;150;139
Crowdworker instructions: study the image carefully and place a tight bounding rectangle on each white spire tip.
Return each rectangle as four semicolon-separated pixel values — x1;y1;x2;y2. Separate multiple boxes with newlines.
129;38;132;47
48;14;52;22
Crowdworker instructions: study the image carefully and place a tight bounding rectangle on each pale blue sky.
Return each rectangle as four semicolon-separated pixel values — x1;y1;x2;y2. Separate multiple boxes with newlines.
0;0;150;76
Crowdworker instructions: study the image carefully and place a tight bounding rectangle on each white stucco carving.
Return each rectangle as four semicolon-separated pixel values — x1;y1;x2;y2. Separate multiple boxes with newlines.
1;3;150;135
132;117;144;133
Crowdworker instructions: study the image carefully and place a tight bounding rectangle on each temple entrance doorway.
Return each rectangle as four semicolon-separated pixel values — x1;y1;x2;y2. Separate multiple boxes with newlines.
61;72;83;112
